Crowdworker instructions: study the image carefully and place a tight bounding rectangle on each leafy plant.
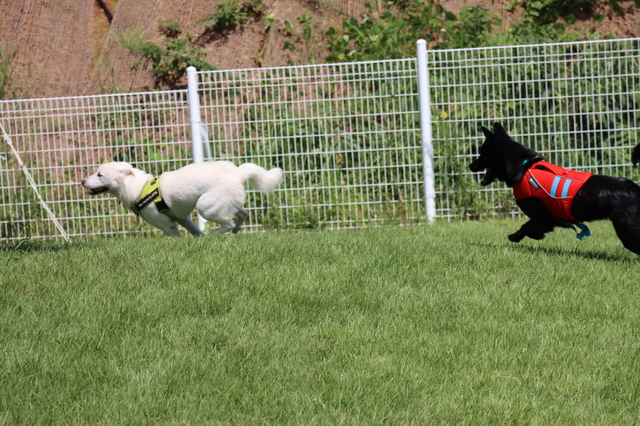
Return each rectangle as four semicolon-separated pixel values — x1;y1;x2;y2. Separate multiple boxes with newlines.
278;11;325;65
0;46;34;99
522;0;590;24
437;5;501;49
159;20;182;38
117;29;216;89
324;0;633;63
326;1;436;62
198;0;263;31
325;0;498;62
297;12;313;40
0;46;17;99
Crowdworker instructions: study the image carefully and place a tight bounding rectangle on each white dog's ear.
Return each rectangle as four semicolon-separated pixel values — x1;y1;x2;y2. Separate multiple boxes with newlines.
113;162;134;176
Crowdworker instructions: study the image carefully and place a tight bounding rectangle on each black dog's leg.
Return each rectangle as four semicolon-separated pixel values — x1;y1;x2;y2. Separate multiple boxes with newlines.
509;220;550;242
509;198;556;242
610;211;640;255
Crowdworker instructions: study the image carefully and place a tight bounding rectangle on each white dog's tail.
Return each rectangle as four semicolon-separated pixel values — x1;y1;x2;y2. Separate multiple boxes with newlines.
237;163;283;192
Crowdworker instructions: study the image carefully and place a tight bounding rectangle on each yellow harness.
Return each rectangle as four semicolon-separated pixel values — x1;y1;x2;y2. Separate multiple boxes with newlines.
132;176;179;221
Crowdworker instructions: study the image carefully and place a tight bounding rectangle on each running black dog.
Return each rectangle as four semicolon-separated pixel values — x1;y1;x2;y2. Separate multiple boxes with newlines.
469;122;640;255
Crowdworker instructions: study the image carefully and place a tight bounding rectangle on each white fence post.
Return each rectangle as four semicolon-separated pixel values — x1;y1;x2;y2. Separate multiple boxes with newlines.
186;66;206;231
417;39;436;224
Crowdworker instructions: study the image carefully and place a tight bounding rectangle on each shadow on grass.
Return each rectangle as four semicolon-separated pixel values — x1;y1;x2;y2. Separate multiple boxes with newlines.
0;237;73;255
512;243;636;262
477;240;637;263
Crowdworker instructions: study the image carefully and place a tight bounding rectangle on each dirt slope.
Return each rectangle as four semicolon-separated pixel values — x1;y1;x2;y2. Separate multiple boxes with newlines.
0;0;362;97
1;0;96;98
0;0;637;98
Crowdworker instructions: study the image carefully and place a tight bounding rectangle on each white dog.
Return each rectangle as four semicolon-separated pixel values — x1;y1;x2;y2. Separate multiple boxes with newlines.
82;161;282;236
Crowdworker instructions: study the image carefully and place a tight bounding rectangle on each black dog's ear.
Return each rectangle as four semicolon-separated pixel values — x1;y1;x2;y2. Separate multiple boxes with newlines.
492;122;508;136
481;126;493;139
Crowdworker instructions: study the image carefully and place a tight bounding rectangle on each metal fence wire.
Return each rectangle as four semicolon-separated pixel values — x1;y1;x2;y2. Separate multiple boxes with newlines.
193;60;423;232
1;38;639;241
0;91;193;240
429;38;640;220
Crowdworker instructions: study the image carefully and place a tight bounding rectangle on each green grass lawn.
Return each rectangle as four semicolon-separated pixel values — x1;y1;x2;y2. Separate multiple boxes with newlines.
2;220;640;424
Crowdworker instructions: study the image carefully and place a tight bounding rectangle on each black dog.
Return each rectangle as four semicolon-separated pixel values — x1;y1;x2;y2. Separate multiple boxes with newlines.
469;122;640;255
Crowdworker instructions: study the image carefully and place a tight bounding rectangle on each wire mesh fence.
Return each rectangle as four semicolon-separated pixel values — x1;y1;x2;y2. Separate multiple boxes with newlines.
0;59;423;241
429;38;640;220
0;91;192;240
194;60;423;232
1;38;639;242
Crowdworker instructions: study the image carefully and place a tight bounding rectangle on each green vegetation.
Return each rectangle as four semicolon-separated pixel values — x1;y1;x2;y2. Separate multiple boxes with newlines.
197;0;263;31
116;28;216;89
117;0;634;84
324;0;635;62
325;0;478;62
326;2;429;62
0;46;17;99
2;222;640;423
117;0;265;87
158;19;182;39
0;45;35;100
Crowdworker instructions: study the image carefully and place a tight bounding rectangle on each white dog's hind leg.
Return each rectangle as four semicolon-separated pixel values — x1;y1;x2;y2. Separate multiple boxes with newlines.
232;207;249;234
210;220;235;235
176;217;204;236
196;192;239;235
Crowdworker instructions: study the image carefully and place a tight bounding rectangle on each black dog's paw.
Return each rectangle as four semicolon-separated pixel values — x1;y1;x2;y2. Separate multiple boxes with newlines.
508;232;524;242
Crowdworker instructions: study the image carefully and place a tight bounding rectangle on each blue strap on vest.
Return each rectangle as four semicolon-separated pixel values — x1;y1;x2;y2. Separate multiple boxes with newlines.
560;221;591;240
572;223;591;240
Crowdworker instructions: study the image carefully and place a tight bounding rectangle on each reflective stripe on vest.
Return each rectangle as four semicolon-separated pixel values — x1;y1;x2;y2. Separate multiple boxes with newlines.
550;175;574;199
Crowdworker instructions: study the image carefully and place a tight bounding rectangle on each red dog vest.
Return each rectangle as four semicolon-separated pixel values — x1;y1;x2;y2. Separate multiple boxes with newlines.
512;161;592;223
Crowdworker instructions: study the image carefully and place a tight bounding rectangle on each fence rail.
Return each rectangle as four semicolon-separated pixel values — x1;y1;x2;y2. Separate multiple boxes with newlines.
1;38;639;241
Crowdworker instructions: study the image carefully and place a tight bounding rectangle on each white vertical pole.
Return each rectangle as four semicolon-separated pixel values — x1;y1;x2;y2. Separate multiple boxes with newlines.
186;66;206;231
417;39;436;225
187;66;204;164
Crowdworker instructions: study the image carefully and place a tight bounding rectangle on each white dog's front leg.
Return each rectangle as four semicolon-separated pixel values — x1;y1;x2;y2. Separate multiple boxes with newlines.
176;217;204;236
141;210;183;237
161;223;182;237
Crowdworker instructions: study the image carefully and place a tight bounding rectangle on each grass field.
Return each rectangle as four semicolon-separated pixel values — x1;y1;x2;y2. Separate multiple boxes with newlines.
2;220;640;424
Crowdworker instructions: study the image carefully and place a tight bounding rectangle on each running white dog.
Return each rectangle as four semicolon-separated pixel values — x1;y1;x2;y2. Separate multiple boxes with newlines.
81;161;282;236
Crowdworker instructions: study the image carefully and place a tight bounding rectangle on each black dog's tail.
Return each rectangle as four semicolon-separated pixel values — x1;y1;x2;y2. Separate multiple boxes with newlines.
633;144;640;167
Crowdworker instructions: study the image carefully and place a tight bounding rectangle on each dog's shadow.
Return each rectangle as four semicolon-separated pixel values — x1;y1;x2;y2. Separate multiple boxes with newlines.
477;240;637;263
1;238;72;256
